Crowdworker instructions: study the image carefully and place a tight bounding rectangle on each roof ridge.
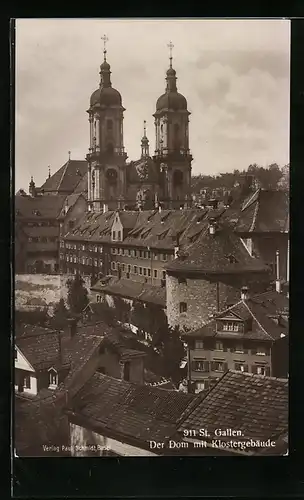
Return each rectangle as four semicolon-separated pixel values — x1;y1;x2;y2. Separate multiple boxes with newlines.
242;300;274;340
228;369;288;383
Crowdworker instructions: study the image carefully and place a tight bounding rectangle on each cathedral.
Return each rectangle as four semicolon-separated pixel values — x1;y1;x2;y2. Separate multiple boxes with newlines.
86;40;193;212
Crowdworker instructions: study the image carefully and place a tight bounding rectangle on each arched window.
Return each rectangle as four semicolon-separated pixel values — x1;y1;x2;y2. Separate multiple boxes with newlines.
173;170;183;187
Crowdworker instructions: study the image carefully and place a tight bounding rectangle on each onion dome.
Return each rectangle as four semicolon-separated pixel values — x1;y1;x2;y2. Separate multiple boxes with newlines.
155;43;187;112
90;38;122;108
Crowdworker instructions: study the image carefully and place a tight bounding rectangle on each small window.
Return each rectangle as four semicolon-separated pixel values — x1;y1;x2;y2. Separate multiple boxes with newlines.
143;268;147;276
256;347;267;356
128;249;131;256
128;265;131;273
94;259;98;266
215;341;224;351
256;365;266;376
96;295;101;303
179;302;187;313
139;250;143;258
139;267;143;275
24;376;31;389
178;277;187;285
122;263;125;272
154;270;157;278
235;345;243;354
112;231;116;241
147;251;151;259
192;360;209;372
162;271;166;280
49;370;58;387
118;231;121;241
134;266;137;274
148;269;151;277
235;363;248;373
195;340;204;349
162;253;167;261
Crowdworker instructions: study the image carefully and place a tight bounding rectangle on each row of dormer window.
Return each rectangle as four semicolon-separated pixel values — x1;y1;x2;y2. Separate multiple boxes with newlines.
192;340;270;355
192;360;270;376
62;241;103;252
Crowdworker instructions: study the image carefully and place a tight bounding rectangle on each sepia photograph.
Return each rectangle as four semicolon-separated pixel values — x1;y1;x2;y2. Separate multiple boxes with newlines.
14;18;289;457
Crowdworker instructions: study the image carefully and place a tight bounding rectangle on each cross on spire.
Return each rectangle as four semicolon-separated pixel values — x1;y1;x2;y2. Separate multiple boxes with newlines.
167;41;174;68
143;120;146;137
101;34;109;61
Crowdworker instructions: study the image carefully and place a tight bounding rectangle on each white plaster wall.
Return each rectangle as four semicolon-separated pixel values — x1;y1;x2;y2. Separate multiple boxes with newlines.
70;423;157;457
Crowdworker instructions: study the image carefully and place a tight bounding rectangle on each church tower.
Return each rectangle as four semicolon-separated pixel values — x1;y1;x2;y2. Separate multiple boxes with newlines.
153;42;192;209
86;35;127;212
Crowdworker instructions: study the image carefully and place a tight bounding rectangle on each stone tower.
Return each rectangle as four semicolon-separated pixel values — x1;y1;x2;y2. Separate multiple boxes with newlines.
153;42;192;209
86;36;127;212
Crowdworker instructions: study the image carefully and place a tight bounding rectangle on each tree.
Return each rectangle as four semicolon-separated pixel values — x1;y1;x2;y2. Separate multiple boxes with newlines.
112;296;131;324
66;274;89;315
50;298;70;329
155;325;186;385
130;301;147;337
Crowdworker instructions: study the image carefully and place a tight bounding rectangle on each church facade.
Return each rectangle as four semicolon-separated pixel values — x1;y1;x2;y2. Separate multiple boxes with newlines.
86;44;193;212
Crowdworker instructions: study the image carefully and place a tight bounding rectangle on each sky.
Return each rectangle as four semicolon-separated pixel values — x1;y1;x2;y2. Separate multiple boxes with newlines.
15;18;290;191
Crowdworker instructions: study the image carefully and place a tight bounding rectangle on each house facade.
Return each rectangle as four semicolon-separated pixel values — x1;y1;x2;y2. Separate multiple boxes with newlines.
182;289;289;393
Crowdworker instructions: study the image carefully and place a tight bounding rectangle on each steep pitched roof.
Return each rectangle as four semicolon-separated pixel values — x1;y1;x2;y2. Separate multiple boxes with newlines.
91;277;166;307
15;193;67;220
178;370;288;453
166;223;269;275
40;160;87;194
69;372;199;443
235;189;289;233
183;291;289;341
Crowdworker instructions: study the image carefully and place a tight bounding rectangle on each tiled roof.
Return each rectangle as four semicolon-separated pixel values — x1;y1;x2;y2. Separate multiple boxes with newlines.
69;372;199;443
17;330;62;370
15;194;67;220
40;160;87;194
64;208;226;251
235;189;289;233
15;392;70;456
178;370;288;451
184;291;288;341
91;278;166;307
166;222;269;275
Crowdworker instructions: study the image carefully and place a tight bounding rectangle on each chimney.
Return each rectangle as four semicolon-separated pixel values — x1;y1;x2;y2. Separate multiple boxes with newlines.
208;218;216;235
241;286;249;301
158;204;162;213
154;192;159;209
276;249;281;293
103;203;108;213
67;318;77;339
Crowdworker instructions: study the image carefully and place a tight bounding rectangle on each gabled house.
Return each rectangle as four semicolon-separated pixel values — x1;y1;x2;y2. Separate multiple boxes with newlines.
65;372;199;456
14;319;147;397
182;289;289;393
177;370;288;456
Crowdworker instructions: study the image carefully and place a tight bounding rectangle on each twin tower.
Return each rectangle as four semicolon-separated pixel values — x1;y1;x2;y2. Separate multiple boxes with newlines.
86;40;193;212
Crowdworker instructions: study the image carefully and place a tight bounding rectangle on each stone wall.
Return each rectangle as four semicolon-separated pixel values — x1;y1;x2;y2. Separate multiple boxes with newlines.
166;273;271;331
15;274;91;314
